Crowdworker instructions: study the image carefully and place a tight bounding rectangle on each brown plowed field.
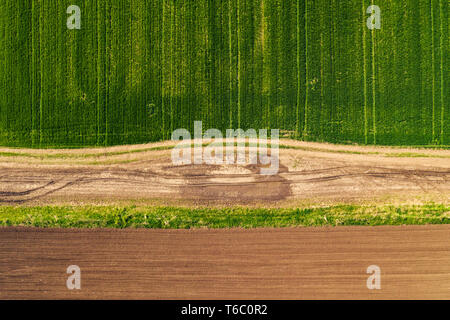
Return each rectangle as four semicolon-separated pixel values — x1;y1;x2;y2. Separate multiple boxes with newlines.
0;225;449;299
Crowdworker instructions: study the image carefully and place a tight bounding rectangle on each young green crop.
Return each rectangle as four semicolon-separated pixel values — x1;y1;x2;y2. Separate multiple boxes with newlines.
0;0;447;148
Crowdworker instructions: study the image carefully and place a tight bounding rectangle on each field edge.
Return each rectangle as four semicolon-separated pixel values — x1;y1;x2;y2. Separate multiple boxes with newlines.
0;203;449;229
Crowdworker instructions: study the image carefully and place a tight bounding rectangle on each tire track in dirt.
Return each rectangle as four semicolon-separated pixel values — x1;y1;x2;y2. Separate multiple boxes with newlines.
0;142;448;205
0;163;448;204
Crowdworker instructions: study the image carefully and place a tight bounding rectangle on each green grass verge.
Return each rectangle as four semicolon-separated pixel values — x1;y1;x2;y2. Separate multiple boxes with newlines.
1;142;449;161
0;145;174;160
0;204;448;229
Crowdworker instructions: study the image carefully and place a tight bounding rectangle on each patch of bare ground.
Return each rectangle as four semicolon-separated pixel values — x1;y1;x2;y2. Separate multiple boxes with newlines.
0;140;448;206
1;225;449;299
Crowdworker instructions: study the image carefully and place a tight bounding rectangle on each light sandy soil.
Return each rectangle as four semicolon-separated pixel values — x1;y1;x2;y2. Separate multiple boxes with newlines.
0;140;448;206
1;225;449;299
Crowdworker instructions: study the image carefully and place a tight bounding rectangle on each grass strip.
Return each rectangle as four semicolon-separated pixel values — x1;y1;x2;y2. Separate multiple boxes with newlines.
0;204;448;229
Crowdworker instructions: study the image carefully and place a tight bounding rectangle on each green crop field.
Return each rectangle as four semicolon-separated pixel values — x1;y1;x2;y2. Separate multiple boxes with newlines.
0;0;447;148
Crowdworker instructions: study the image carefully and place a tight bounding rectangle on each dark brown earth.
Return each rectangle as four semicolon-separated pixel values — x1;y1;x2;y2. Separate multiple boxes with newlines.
0;225;449;299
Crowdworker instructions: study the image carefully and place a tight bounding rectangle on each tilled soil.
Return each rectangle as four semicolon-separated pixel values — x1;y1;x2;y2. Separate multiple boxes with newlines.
0;225;449;299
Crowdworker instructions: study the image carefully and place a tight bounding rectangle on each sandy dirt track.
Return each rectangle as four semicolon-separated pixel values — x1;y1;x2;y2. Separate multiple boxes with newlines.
0;140;448;206
0;225;449;299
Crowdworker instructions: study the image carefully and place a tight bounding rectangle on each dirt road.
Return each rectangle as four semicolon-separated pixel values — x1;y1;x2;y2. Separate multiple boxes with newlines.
0;225;449;299
0;140;448;206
